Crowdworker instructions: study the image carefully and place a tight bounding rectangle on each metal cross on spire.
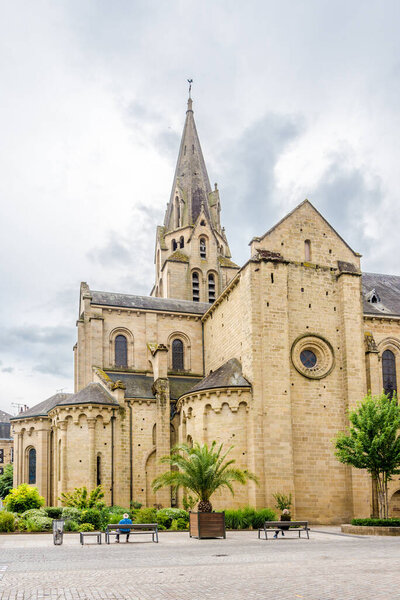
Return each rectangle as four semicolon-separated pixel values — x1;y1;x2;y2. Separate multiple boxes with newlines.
187;78;193;98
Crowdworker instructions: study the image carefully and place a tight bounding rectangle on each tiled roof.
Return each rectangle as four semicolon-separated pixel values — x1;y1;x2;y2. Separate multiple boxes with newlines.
184;358;251;394
11;393;73;420
91;290;209;315
362;273;400;317
56;383;117;407
104;372;202;401
0;410;12;423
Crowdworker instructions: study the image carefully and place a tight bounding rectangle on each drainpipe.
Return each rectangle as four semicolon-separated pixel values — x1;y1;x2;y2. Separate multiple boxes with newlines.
129;402;133;505
111;409;115;506
201;320;205;376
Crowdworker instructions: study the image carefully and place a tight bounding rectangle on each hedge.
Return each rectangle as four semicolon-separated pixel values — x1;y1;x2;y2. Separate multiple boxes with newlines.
351;518;400;527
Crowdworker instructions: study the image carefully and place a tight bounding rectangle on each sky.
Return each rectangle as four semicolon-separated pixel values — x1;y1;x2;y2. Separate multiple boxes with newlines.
1;0;400;415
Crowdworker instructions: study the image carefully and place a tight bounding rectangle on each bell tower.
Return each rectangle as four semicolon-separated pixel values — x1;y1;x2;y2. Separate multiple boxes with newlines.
151;97;239;302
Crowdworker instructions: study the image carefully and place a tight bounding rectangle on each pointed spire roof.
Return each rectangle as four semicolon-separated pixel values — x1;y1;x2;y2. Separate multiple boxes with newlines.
164;98;212;230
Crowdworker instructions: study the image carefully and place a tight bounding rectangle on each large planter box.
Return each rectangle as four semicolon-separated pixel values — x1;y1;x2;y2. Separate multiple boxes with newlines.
189;511;226;539
341;524;400;536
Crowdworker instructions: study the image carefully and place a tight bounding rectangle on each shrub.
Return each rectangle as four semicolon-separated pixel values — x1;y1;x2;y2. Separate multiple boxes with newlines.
80;508;102;530
0;511;15;532
130;500;142;509
0;464;14;499
64;519;79;532
133;507;156;524
107;505;130;514
25;515;53;532
21;508;46;519
61;507;81;521
59;485;105;509
351;518;400;527
15;518;27;531
105;513;124;525
224;507;276;529
182;494;197;511
79;523;95;532
44;507;63;519
156;508;189;529
4;484;45;513
251;508;277;529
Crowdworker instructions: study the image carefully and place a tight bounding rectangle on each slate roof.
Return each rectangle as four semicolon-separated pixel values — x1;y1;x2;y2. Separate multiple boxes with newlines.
362;273;400;317
91;290;209;315
0;410;11;423
57;383;118;407
0;423;12;440
104;372;202;401
11;393;73;421
184;358;251;394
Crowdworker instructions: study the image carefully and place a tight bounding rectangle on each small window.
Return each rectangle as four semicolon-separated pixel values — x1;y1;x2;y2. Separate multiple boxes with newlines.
28;448;36;484
305;239;311;261
199;238;206;259
172;339;184;371
0;449;3;464
187;435;193;448
382;349;397;398
200;219;206;226
192;272;200;302
172;239;177;251
208;273;216;303
115;335;128;367
96;455;101;486
11;447;14;463
180;236;184;248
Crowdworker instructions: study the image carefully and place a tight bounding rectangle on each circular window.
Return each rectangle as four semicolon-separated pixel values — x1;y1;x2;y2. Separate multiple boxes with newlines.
291;334;334;379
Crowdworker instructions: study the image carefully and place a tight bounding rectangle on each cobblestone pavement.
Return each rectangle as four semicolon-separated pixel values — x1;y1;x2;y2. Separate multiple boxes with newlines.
0;528;399;599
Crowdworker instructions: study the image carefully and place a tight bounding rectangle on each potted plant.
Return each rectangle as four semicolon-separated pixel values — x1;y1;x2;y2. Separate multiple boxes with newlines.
152;441;258;539
272;493;293;535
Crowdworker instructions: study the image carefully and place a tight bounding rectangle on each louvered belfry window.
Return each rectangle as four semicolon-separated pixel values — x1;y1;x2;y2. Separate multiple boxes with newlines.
115;335;128;367
172;339;184;371
208;273;216;303
28;448;36;484
192;272;200;302
382;349;397;398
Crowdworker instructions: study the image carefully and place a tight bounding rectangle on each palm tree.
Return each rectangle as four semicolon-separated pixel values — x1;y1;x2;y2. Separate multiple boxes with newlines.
152;441;258;512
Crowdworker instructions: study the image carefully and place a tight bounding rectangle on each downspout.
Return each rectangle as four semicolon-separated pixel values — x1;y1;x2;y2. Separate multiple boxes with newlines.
111;409;115;506
201;320;205;376
129;402;133;505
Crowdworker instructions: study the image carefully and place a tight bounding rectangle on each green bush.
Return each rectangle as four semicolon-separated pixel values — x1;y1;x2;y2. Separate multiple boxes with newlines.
105;513;124;525
351;518;400;527
59;485;105;509
21;508;46;519
251;508;277;529
25;515;53;532
156;508;189;529
80;508;102;530
0;464;14;499
44;507;63;519
224;507;276;529
62;507;81;521
79;523;95;532
15;517;27;531
130;500;142;509
107;505;129;514
64;519;79;532
133;507;156;524
4;484;45;513
0;511;15;532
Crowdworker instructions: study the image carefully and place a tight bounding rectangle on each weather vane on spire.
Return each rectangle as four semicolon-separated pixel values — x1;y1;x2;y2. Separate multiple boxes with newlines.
187;78;193;98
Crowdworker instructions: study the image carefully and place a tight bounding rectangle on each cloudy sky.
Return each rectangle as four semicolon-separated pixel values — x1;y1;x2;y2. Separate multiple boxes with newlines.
1;0;399;415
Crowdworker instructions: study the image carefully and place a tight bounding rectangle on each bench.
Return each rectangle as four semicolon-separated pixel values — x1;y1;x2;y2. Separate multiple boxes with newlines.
105;523;159;544
258;521;309;540
80;531;102;545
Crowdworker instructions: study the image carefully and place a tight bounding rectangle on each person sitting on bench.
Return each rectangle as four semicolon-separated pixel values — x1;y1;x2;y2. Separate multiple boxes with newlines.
116;513;133;543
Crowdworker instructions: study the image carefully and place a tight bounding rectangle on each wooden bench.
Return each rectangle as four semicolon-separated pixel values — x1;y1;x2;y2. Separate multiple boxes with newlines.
258;521;309;540
105;523;159;544
80;531;102;545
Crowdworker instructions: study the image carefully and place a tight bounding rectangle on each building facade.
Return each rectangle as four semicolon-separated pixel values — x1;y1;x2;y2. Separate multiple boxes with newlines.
0;410;14;476
11;98;400;523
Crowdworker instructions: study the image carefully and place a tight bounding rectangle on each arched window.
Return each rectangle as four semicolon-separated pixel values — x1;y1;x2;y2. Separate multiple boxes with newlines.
382;349;397;398
192;272;200;302
115;335;128;368
172;339;184;371
187;435;193;448
152;424;157;446
208;273;216;303
172;239;177;251
175;196;180;228
28;448;36;484
199;238;206;259
96;455;101;486
305;239;311;261
180;236;184;248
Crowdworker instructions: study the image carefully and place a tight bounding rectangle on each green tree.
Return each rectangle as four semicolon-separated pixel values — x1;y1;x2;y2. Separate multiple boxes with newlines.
0;464;13;499
59;485;105;509
152;441;258;512
4;483;45;513
334;392;400;519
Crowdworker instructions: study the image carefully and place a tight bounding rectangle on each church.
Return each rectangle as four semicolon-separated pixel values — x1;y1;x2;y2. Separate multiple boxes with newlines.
11;96;400;523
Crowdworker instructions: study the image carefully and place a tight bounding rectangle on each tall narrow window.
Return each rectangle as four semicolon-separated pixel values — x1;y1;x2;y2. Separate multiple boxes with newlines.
382;349;397;398
175;196;180;228
192;272;200;301
28;448;36;484
96;455;101;486
305;239;311;261
199;238;206;259
180;236;184;248
115;335;128;367
172;239;177;251
208;273;216;303
172;339;184;371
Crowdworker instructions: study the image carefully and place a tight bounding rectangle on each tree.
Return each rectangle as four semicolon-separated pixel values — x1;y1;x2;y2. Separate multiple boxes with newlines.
59;485;105;509
334;392;400;519
152;441;258;512
0;464;13;499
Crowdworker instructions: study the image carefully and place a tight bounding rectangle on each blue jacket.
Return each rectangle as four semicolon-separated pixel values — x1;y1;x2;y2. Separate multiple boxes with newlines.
118;518;132;533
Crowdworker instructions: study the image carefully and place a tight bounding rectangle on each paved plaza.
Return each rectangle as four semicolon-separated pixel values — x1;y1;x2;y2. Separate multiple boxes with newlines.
0;527;399;599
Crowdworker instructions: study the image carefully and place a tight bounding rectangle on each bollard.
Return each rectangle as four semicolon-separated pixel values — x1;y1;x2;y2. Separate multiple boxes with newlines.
53;519;65;545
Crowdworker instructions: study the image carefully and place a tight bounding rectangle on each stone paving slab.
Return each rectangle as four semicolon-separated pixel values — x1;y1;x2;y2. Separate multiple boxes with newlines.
0;528;399;599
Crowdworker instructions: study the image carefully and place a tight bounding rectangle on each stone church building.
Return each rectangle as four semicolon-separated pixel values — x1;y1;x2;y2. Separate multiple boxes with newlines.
11;97;400;523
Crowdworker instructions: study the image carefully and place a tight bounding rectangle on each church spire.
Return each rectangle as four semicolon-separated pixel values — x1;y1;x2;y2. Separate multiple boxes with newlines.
164;97;213;231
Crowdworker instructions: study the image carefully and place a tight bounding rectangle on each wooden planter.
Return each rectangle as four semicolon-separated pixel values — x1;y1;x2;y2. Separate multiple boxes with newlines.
189;511;226;539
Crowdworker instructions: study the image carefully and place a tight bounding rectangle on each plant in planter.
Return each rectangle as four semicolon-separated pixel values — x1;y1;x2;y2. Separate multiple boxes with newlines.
152;441;258;538
272;492;293;536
